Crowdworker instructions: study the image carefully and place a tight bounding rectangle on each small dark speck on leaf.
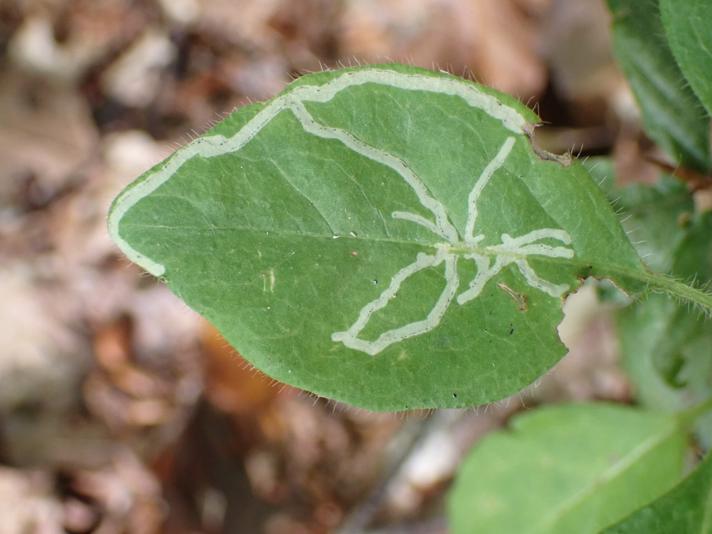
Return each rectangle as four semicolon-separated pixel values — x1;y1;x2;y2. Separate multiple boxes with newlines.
372;279;378;285
508;324;515;335
452;392;458;398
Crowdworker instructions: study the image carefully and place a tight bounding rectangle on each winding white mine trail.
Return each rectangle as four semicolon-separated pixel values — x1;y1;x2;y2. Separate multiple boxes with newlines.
108;68;528;277
108;67;574;356
330;135;573;355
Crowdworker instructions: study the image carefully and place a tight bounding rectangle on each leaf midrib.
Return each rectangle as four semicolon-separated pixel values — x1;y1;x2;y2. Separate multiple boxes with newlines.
125;220;636;270
534;420;680;533
125;220;712;312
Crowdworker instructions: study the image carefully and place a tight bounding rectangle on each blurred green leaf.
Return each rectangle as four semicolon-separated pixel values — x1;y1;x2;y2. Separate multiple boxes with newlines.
661;0;712;116
604;453;712;533
614;177;694;273
619;293;712;411
619;211;712;416
607;0;711;171
613;174;712;441
448;404;687;534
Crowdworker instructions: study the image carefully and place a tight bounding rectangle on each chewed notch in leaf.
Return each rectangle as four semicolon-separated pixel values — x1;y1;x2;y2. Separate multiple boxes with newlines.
109;64;649;411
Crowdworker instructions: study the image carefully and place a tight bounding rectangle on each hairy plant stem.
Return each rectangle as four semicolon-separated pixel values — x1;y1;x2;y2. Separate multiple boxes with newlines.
642;272;712;316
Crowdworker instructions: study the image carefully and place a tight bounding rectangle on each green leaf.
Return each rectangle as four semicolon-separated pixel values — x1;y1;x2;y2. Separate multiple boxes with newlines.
448;404;687;534
615;176;694;274
604;453;712;533
607;0;711;171
661;0;712;116
582;157;617;197
620;293;712;409
609;171;712;439
108;64;710;410
618;210;712;438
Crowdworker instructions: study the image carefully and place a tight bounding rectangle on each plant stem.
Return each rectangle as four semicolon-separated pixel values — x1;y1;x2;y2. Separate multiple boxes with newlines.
640;272;712;315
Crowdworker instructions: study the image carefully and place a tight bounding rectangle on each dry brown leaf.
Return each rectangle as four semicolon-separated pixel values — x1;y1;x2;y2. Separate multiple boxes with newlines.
340;0;546;98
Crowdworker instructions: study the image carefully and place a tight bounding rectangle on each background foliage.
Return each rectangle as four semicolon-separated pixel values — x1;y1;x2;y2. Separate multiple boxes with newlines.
2;0;711;532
